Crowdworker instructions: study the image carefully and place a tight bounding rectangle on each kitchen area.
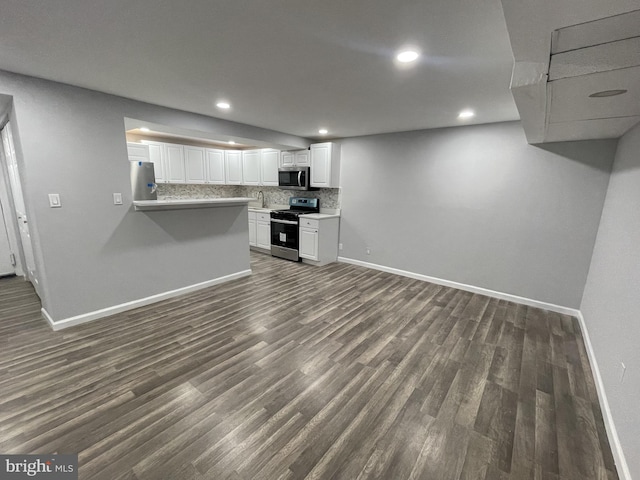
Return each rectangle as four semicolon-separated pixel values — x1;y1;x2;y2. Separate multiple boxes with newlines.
126;125;342;267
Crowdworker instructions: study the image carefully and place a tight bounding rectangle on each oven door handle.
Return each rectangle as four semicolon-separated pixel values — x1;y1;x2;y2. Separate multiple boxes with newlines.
271;218;298;225
297;171;302;187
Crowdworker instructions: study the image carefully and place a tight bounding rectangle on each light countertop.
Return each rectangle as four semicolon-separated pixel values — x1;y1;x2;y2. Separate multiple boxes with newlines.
134;197;254;211
299;213;340;219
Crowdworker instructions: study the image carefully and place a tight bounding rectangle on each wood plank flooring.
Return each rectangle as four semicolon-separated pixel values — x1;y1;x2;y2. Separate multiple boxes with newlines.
0;253;618;479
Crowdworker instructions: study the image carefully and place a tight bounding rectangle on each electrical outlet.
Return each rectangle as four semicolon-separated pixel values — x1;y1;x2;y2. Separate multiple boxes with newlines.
620;362;626;384
339;243;343;250
366;247;371;255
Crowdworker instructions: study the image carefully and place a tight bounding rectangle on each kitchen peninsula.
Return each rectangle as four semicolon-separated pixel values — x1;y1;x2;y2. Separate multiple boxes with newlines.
133;197;254;211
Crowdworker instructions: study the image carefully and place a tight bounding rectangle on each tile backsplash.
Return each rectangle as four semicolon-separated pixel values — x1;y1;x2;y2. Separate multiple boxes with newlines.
157;184;241;199
242;186;341;210
157;184;341;210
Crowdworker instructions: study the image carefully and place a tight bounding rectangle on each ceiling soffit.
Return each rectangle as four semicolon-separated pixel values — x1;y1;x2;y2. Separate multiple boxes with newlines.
501;3;640;143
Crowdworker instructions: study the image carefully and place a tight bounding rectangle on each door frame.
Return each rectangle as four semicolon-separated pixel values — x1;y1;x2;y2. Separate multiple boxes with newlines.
0;194;17;276
0;119;28;279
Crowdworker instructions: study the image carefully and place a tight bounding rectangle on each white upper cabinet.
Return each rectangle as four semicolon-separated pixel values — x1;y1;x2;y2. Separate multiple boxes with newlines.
135;140;283;186
242;150;261;185
280;149;311;167
184;146;206;184
280;151;295;167
206;149;225;184
310;142;340;188
225;150;243;184
141;140;167;183
261;149;279;186
127;142;150;163
294;150;311;166
165;143;186;183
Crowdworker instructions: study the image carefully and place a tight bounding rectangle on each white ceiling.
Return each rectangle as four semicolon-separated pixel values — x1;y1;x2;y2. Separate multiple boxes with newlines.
0;0;520;140
501;0;640;143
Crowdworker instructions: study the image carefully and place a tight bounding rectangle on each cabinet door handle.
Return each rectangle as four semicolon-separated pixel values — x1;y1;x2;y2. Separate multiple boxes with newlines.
271;219;298;225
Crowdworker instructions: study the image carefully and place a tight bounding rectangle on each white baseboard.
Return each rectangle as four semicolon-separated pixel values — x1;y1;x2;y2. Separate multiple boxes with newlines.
337;257;580;317
337;256;630;478
42;269;252;331
575;312;631;480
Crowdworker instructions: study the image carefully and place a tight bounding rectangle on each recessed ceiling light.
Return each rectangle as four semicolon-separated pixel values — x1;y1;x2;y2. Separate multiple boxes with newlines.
318;129;328;135
589;89;627;98
139;127;150;132
458;110;475;119
396;50;420;63
216;101;231;109
228;140;236;145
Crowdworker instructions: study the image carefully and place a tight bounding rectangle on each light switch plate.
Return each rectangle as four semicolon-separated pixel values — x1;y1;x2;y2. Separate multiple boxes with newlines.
113;193;123;205
48;194;61;208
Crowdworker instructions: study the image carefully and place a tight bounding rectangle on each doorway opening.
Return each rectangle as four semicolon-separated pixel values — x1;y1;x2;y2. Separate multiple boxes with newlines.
0;120;39;294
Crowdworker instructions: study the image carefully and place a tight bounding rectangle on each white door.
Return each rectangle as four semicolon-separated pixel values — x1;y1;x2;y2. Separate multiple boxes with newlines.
310;143;330;187
206;149;225;184
143;141;166;183
242;150;261;185
248;213;257;247
261;149;279;186
0;199;15;276
225;150;243;184
165;144;186;183
1;124;37;285
126;142;150;163
299;227;318;260
280;151;295;167
256;221;271;250
294;150;311;166
184;146;206;184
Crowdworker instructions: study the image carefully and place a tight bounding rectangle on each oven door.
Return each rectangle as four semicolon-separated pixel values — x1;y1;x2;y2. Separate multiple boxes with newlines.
270;218;300;261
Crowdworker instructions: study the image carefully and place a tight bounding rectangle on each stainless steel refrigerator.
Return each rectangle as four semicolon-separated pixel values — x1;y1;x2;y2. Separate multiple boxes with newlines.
130;161;157;201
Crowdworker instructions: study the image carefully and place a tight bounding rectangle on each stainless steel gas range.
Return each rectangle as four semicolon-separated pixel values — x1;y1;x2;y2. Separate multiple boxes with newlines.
270;197;319;261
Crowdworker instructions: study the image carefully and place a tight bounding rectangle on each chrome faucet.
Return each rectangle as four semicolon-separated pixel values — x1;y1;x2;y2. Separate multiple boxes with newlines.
257;190;265;208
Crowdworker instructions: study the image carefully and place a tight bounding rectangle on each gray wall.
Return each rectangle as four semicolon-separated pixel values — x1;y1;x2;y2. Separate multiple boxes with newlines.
581;122;640;479
0;70;308;322
339;122;617;308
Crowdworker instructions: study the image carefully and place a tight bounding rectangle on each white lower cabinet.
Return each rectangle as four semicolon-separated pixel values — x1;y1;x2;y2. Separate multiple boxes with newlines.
249;211;271;251
256;215;271;250
299;225;319;260
248;211;257;247
299;216;340;265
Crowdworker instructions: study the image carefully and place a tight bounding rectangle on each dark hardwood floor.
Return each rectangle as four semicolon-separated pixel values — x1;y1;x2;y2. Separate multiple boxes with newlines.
0;253;618;479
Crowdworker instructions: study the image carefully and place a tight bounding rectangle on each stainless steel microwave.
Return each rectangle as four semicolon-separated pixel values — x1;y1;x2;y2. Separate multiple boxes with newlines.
278;166;312;190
